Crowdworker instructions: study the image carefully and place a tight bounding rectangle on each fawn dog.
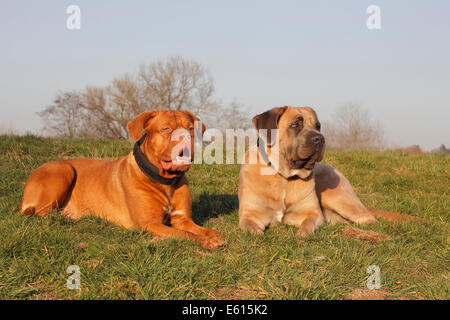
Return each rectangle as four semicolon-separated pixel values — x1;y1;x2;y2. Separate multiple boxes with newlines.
238;106;415;236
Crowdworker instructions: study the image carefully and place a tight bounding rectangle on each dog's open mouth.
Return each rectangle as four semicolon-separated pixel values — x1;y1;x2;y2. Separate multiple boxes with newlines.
161;155;191;172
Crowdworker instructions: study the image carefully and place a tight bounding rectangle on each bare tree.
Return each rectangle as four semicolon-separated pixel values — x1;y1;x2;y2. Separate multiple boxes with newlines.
214;101;252;130
80;74;144;140
322;103;387;151
38;56;220;139
138;56;217;115
38;91;87;138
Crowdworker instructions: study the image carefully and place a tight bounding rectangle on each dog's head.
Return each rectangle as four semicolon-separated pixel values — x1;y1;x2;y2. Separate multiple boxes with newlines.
128;110;205;178
253;106;325;179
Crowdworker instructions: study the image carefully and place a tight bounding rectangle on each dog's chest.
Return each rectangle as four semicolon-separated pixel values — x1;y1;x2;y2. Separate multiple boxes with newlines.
270;209;285;225
268;181;316;226
279;179;317;213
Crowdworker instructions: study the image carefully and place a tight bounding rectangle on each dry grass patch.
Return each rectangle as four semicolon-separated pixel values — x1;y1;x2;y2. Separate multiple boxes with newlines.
348;288;391;300
215;285;267;300
342;226;391;244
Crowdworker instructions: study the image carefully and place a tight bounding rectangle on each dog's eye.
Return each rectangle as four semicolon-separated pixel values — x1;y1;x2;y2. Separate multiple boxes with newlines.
161;127;170;132
291;117;303;128
316;122;321;131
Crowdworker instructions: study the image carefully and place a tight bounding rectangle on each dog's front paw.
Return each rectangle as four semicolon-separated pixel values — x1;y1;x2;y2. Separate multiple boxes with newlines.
199;234;226;250
296;226;314;238
296;218;316;238
239;218;265;235
355;214;377;225
203;228;222;238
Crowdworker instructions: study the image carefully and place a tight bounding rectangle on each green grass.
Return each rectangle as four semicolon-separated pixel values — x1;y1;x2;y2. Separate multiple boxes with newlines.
0;134;448;299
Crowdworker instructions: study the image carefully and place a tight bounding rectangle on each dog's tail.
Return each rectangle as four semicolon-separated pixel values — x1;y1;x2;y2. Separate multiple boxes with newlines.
366;207;419;222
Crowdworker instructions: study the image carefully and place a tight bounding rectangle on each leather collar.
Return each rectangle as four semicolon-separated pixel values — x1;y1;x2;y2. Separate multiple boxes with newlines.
133;132;184;187
257;137;300;181
257;136;276;171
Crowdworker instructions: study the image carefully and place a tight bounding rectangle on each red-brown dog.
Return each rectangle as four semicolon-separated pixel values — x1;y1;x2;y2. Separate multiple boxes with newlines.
19;110;224;250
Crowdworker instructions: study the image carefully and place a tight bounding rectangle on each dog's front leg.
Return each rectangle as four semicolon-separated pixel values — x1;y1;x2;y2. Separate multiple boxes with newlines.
169;184;225;249
282;194;325;237
282;209;324;237
145;219;223;250
128;197;218;249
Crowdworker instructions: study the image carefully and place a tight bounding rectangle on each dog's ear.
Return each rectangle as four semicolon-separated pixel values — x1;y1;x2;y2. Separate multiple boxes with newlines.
252;106;288;146
182;110;206;134
127;111;159;141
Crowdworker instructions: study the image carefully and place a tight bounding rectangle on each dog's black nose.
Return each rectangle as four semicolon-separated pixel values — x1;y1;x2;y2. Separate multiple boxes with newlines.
311;134;324;145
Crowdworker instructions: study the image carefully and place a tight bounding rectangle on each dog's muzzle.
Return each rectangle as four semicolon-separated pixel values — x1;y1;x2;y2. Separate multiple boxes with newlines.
290;133;325;170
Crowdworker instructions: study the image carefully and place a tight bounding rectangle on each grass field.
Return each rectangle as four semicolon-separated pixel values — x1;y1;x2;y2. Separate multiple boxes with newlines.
0;134;448;300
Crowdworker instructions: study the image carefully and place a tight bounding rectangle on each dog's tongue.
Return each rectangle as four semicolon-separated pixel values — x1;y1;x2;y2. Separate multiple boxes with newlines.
161;156;191;171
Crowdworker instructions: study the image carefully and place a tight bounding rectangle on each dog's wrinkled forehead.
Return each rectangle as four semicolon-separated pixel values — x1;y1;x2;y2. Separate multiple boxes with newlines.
127;109;204;142
147;110;194;130
278;107;319;129
252;106;321;147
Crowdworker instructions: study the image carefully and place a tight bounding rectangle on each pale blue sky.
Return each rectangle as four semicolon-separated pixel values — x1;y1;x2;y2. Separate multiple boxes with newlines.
0;0;449;150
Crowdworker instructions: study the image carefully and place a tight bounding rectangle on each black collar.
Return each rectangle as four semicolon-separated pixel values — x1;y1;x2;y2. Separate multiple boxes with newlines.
257;137;300;181
133;133;184;187
257;137;275;170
